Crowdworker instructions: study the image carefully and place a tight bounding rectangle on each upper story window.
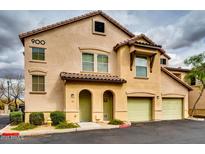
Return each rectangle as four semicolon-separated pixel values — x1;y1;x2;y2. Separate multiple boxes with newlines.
82;53;94;72
160;58;167;65
32;47;45;61
32;75;45;92
94;21;105;33
97;55;108;72
135;57;148;78
82;52;108;73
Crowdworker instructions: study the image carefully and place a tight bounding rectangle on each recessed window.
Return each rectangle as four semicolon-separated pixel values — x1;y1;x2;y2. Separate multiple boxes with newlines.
97;55;108;72
82;53;94;72
32;75;45;92
94;21;105;33
160;58;167;65
32;47;45;61
135;57;148;78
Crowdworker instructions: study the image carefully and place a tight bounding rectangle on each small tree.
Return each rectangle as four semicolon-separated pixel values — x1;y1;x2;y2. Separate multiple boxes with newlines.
184;52;205;117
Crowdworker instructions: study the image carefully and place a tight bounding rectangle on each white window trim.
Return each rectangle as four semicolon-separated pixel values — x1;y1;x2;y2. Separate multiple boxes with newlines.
135;56;149;78
92;19;106;36
81;52;109;73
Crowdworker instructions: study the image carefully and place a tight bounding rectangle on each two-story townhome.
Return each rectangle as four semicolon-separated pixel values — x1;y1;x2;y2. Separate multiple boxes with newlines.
19;10;192;123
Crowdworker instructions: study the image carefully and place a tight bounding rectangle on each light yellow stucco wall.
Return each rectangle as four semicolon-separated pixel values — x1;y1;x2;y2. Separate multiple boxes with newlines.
64;82;127;122
24;14;131;117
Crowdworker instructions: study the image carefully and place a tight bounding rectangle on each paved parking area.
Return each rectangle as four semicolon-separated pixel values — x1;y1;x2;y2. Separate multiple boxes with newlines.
1;120;205;144
0;115;9;129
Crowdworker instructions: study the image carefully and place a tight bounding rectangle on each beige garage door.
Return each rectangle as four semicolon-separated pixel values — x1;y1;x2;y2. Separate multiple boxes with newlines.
128;98;152;122
162;98;183;120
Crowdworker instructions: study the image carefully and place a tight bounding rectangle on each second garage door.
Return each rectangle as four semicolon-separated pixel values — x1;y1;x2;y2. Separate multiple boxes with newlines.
162;98;183;120
128;98;152;122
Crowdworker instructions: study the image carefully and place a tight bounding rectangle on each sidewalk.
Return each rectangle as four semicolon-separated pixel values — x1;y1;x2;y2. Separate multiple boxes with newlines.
0;122;127;136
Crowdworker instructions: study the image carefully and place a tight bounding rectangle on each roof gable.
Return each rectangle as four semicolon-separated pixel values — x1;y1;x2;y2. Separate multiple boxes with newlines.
19;10;135;45
161;67;192;90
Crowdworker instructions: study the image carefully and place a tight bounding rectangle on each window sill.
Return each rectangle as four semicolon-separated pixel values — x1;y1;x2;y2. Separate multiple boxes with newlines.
134;77;149;80
92;31;106;36
29;60;47;64
30;91;47;94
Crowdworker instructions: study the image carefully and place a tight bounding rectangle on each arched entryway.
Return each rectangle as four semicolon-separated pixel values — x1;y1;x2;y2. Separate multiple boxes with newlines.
103;90;113;121
79;90;92;122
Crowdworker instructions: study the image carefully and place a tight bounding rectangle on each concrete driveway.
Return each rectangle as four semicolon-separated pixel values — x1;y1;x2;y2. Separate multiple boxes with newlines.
0;115;9;129
1;120;205;144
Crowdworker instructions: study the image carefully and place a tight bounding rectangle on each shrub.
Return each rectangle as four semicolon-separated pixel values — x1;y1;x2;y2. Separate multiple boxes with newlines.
12;123;36;131
0;103;4;110
50;111;65;126
108;119;124;125
29;112;44;125
55;121;79;129
10;111;23;125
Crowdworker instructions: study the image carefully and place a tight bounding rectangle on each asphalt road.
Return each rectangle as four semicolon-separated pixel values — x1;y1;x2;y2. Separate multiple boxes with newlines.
1;119;205;144
0;115;9;129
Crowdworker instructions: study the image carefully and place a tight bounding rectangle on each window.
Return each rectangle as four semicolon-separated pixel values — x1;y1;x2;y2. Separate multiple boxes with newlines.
82;53;94;72
32;75;45;92
94;21;105;33
32;47;45;60
191;77;196;86
160;58;167;65
97;55;108;72
135;57;148;78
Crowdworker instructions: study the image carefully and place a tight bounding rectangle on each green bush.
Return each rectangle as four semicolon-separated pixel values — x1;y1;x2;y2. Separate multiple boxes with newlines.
55;121;79;129
12;123;36;131
29;112;44;125
108;119;124;125
50;111;65;126
10;111;23;125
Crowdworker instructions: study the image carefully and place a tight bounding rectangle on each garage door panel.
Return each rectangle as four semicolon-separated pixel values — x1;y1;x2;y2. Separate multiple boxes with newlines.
162;98;183;120
128;98;152;122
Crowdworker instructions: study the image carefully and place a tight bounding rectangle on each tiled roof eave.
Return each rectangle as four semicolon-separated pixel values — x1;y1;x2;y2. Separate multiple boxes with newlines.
60;72;127;84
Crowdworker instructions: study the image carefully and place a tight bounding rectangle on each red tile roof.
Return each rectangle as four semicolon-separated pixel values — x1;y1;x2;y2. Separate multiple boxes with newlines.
19;10;135;45
114;34;171;59
60;72;127;84
165;66;190;72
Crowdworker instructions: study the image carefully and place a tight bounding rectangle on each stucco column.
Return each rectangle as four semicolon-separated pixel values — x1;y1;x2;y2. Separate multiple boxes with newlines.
91;89;103;122
153;95;162;121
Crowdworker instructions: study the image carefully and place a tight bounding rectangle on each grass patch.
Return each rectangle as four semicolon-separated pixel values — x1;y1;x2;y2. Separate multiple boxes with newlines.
108;119;124;125
55;121;79;129
12;123;37;131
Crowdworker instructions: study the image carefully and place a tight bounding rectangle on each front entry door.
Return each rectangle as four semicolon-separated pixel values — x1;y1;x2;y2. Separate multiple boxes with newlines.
79;90;92;122
103;91;113;121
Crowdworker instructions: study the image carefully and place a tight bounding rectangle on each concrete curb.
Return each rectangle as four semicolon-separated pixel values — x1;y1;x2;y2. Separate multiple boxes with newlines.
185;117;205;121
0;124;120;137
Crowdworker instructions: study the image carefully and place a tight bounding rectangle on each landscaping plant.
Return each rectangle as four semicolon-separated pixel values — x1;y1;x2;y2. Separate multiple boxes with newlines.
29;112;44;125
108;119;124;125
184;52;205;116
55;121;79;129
50;111;65;126
10;111;23;125
12;123;36;131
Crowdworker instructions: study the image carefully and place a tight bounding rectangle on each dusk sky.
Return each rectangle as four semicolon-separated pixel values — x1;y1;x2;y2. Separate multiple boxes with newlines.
0;10;205;77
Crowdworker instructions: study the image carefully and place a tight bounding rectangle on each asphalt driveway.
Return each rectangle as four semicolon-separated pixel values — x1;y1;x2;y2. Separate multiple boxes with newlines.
1;120;205;144
0;115;9;129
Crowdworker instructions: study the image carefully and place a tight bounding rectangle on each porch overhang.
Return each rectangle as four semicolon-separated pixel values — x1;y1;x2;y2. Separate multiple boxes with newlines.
60;72;127;84
130;45;157;72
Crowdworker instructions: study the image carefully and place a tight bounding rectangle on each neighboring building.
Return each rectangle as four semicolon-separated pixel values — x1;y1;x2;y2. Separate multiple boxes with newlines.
165;67;205;116
19;10;192;123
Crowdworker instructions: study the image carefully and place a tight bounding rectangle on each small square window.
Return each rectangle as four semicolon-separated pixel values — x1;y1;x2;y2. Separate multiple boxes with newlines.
32;47;45;61
32;75;45;92
160;58;167;65
94;21;105;33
